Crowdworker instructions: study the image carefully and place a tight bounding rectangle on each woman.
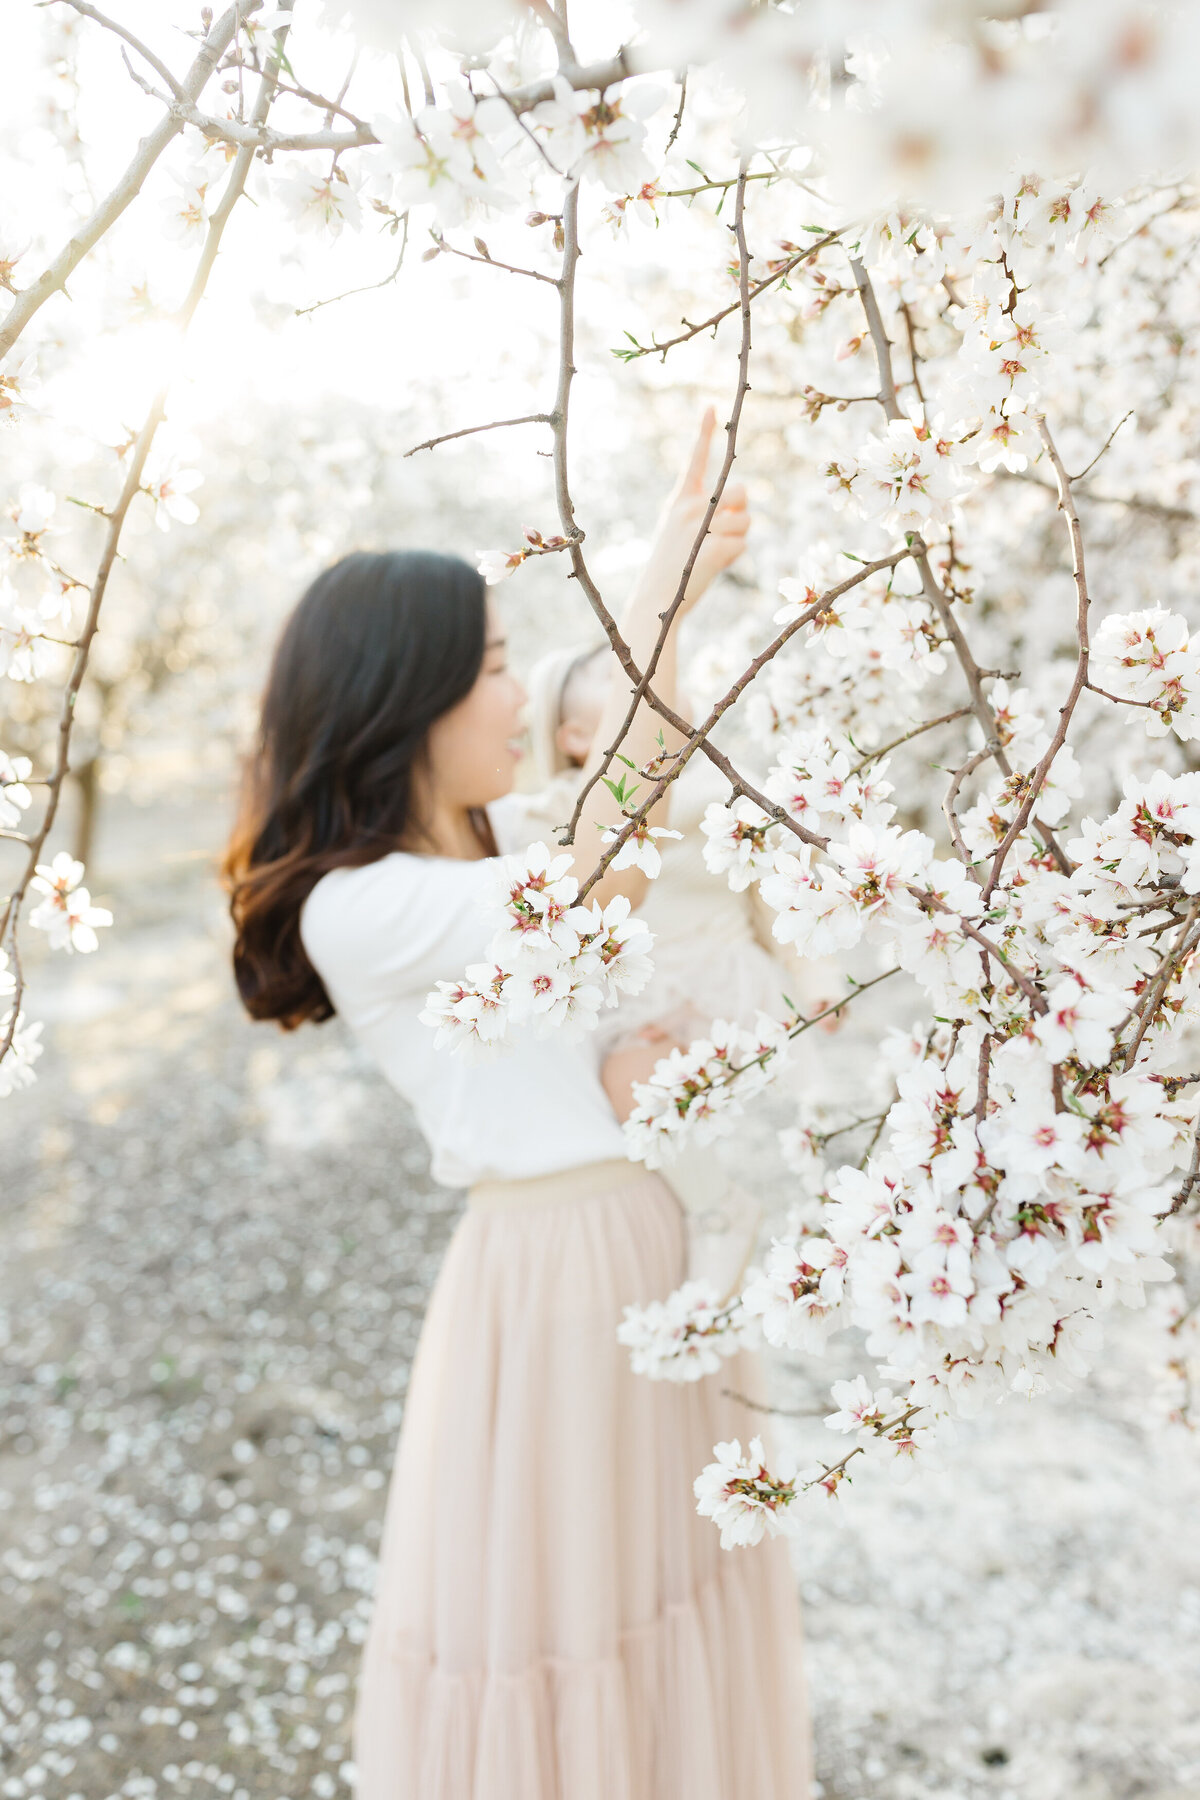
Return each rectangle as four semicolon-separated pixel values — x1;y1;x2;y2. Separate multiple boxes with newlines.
222;413;811;1798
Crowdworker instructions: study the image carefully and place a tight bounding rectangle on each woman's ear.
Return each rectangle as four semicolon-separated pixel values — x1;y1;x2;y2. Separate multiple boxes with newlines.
555;715;593;767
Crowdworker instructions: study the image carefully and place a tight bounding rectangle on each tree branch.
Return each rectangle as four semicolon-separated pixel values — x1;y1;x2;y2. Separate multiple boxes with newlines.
981;415;1090;901
44;0;186;97
0;1;250;364
1;13;290;1062
850;256;1071;877
404;413;553;458
619;229;846;361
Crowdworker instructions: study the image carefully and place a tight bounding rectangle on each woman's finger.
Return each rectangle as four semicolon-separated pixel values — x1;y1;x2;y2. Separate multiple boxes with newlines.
678;404;716;494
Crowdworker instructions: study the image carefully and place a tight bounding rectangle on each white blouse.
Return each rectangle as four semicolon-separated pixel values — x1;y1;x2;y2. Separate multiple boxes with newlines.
298;797;629;1190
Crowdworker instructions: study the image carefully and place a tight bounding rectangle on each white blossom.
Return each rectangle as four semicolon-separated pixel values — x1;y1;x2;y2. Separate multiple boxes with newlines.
0;749;33;829
693;1436;801;1550
29;852;112;953
600;819;681;879
700;797;776;891
618;1279;745;1381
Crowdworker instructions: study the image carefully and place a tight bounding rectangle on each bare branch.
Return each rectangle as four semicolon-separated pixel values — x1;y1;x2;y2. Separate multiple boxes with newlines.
294;223;409;317
185;45;644;159
981;415;1091;901
850;704;973;774
524;0;573;62
1168;1126;1200;1215
943;739;998;870
619;229;847;361
404;413;553;458
993;463;1197;524
665;71;688;153
429;231;559;286
221;55;370;127
0;2;250;363
849;256;1071;877
1070;408;1135;483
44;0;187;101
163;100;375;154
1120;900;1200;1071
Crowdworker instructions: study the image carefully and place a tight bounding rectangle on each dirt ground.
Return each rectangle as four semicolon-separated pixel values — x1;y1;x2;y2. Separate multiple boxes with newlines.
1;788;1198;1800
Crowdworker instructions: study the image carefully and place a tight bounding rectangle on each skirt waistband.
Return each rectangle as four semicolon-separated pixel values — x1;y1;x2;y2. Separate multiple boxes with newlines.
467;1157;649;1212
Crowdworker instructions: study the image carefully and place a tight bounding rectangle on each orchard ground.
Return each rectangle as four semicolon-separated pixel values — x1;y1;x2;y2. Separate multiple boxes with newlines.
0;779;1198;1800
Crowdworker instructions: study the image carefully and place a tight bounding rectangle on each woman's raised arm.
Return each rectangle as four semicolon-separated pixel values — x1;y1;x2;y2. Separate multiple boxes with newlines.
573;406;749;911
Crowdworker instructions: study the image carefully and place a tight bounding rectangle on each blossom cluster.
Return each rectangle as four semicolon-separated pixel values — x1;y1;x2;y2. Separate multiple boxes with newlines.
692;1435;802;1551
616;1278;747;1382
1091;607;1200;741
623;1013;794;1169
28;851;112;954
289;66;668;241
619;744;1200;1527
419;842;654;1059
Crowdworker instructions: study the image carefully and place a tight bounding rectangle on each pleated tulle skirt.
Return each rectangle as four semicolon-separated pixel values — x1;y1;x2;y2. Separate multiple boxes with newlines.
353;1157;812;1800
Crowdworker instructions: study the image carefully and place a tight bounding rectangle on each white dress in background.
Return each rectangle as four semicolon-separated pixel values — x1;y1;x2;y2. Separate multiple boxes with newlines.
298;803;812;1800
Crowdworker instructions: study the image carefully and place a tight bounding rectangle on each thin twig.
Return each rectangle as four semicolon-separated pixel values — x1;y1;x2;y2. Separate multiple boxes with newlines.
1070;409;1135;484
429;231;559;285
294;224;409;317
0;2;249;362
664;71;688;152
620;228;847;361
719;1389;829;1419
982;415;1091;901
404;413;553;458
943;740;998;870
221;55;368;127
850;705;972;774
992;463;1197;524
43;0;187;100
1168;1125;1200;1215
1120;902;1200;1071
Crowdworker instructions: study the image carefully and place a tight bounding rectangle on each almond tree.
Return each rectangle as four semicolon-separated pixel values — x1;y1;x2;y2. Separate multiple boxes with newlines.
4;1;1200;1527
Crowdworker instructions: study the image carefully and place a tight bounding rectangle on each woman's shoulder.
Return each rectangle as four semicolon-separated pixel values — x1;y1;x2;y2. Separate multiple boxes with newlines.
300;849;498;982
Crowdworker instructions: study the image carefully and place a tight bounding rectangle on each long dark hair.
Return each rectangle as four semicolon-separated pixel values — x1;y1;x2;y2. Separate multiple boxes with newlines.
222;548;496;1029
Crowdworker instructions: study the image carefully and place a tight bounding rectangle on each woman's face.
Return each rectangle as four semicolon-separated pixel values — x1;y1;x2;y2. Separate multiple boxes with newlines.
423;599;527;809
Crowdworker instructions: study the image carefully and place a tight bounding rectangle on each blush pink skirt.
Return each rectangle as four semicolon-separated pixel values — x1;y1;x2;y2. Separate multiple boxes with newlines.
352;1157;811;1800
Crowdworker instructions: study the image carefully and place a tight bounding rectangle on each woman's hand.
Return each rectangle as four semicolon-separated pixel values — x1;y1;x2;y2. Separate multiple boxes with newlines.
640;406;751;616
569;406;746;913
601;1022;682;1125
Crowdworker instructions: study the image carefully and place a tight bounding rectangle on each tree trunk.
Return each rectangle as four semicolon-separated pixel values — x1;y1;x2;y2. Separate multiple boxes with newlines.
72;756;101;871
